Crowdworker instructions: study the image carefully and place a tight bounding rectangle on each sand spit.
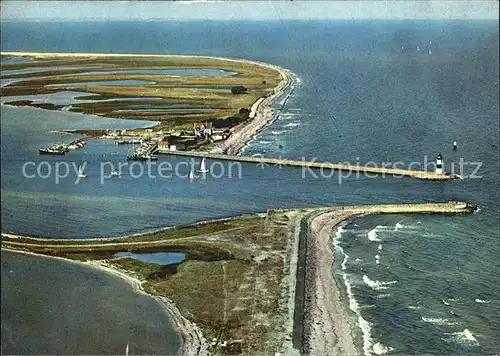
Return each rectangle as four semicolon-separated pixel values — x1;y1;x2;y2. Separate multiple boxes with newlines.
300;201;474;356
2;202;474;355
302;210;359;356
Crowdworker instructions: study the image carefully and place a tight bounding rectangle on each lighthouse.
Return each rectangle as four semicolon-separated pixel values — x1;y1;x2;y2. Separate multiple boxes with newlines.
436;154;443;174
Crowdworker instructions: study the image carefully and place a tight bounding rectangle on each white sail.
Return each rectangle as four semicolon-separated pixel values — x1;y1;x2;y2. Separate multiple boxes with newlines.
188;168;194;180
78;165;87;178
198;157;208;173
125;343;129;356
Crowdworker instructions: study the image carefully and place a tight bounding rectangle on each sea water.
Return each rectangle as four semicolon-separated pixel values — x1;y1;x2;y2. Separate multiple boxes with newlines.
1;20;498;354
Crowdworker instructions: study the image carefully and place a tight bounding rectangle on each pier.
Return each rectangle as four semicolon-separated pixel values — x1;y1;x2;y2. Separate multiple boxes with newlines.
158;151;460;180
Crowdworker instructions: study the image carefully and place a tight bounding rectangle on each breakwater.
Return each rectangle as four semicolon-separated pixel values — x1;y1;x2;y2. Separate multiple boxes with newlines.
159;151;460;180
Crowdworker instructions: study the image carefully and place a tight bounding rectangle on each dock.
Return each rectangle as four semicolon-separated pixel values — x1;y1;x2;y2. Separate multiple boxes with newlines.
158;151;460;180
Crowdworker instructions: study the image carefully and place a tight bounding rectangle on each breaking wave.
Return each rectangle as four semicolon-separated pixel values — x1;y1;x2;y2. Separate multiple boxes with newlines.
362;275;397;290
444;328;479;346
373;342;394;355
474;298;488;303
421;316;457;326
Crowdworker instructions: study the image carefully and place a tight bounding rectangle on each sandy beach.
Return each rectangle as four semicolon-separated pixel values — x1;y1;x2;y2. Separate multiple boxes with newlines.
302;210;359;356
210;65;294;155
299;202;474;356
2;248;209;356
2;202;473;355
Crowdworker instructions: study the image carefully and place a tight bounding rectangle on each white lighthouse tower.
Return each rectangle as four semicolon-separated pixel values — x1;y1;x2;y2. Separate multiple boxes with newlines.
436;154;443;174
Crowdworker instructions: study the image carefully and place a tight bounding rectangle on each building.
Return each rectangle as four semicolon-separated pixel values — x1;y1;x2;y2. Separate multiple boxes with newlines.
169;143;186;151
157;140;169;152
194;122;214;138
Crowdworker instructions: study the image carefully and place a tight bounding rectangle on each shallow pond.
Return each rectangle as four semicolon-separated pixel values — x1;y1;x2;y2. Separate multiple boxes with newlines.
114;251;186;265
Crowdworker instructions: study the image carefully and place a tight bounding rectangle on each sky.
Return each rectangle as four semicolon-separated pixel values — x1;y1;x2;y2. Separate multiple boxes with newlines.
1;1;498;21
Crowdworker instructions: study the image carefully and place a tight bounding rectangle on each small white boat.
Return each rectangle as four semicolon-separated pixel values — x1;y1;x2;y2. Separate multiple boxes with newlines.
428;49;432;55
78;165;87;178
111;171;120;177
197;157;209;173
125;343;129;356
188;168;195;181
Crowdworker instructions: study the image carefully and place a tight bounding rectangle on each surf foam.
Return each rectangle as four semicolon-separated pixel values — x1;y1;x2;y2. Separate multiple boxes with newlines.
445;328;479;346
362;275;397;291
373;342;394;355
421;316;457;326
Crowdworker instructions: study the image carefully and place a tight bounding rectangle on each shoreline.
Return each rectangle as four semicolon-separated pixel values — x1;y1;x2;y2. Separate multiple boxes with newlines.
298;202;475;356
2;202;475;356
1;248;209;356
209;66;294;155
1;51;295;156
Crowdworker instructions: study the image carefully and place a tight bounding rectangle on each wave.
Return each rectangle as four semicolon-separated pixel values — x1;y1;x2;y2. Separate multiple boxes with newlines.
362;275;397;290
394;222;419;231
343;273;360;313
341;253;349;271
421;316;457;326
271;130;284;135
474;298;489;303
258;140;272;145
358;315;374;355
283;122;300;128
444;328;479;346
442;299;451;306
408;305;421;310
367;227;382;241
373;342;394;355
375;293;391;299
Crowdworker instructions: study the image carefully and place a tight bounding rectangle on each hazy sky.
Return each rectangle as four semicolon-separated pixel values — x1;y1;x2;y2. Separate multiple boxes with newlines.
2;1;498;21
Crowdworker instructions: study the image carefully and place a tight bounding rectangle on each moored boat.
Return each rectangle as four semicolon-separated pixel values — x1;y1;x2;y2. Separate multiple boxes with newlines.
38;148;66;155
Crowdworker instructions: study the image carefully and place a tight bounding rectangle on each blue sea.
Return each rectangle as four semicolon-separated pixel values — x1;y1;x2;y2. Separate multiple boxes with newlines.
1;20;499;354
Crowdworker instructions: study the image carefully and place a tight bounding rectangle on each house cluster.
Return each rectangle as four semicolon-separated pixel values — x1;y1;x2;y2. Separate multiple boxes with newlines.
156;121;231;152
193;121;228;142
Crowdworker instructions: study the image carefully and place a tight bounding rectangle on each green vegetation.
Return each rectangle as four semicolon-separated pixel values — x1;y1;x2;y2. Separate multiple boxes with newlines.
0;54;282;131
2;210;304;355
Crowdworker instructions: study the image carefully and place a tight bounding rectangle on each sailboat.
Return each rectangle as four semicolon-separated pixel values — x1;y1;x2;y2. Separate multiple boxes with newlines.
78;165;87;178
188;167;195;181
125;343;129;356
111;170;120;177
197;157;209;173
